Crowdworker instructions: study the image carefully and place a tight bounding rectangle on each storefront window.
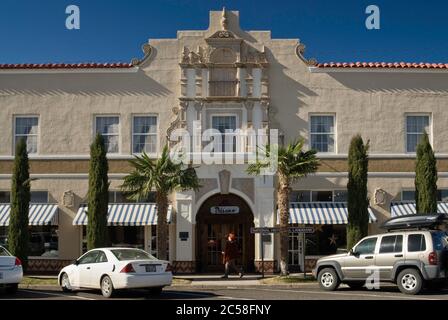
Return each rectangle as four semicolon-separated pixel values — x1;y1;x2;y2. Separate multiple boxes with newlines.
0;227;7;247
29;226;59;257
289;224;347;267
150;225;170;260
311;191;333;202
82;226;145;253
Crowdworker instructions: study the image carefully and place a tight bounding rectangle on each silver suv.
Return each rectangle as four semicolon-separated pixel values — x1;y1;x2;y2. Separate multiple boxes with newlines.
313;215;448;295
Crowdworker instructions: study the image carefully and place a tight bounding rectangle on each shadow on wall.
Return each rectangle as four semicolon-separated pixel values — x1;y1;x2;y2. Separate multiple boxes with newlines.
264;47;318;142
326;72;448;94
0;69;172;97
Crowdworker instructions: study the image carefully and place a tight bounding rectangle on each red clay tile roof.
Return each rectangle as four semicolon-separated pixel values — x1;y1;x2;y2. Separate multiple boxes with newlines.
0;62;134;69
316;62;448;69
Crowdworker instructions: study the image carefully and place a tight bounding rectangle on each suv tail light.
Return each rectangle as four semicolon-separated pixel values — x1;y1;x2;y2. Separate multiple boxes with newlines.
15;257;22;266
120;263;136;273
429;252;438;265
165;263;173;272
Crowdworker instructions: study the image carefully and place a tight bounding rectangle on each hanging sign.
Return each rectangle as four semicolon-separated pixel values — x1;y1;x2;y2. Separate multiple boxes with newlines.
210;206;240;214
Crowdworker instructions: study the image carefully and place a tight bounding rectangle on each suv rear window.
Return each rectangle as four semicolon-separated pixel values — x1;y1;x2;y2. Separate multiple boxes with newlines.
408;234;426;252
431;232;448;251
379;235;403;253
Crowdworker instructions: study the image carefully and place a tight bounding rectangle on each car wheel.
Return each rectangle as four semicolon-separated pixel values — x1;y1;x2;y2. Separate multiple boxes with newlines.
6;284;18;294
147;286;163;296
397;268;423;295
60;273;72;292
100;275;115;298
318;268;340;291
346;281;365;290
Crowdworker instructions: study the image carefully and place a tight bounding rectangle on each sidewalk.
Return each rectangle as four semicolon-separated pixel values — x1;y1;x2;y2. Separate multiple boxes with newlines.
20;273;317;289
174;273;316;287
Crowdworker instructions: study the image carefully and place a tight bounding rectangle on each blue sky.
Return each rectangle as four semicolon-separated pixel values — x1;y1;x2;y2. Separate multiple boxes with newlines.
0;0;447;64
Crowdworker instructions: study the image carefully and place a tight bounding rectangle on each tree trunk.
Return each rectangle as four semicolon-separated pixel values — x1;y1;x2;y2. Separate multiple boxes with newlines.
278;173;290;276
156;192;169;261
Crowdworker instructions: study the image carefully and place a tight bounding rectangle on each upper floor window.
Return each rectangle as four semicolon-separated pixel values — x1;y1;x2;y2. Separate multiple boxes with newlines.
290;190;347;202
211;115;237;152
310;115;335;153
406;115;430;153
402;189;448;202
0;191;49;203
95;116;119;154
109;191;156;203
132;116;158;154
31;191;49;203
15;116;39;154
209;48;237;97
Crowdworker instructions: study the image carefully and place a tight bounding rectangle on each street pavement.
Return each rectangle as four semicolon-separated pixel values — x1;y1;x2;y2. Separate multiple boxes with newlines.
2;283;448;300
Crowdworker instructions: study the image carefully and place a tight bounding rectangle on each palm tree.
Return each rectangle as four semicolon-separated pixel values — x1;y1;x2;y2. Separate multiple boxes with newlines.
121;145;200;261
247;139;319;275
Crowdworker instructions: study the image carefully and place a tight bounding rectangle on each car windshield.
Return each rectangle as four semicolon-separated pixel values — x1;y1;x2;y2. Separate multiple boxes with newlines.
110;249;156;261
0;246;10;256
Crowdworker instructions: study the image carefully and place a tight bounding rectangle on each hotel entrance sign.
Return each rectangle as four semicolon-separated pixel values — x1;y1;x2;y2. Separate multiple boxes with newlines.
210;206;239;214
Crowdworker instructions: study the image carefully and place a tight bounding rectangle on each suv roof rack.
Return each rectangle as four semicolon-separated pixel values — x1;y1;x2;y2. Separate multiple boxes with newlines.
381;213;448;231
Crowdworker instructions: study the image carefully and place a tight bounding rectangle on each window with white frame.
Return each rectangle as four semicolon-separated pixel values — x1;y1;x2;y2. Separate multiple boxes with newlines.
406;115;430;153
310;115;335;153
15;116;39;154
95;116;119;153
211;115;237;152
132;116;158;154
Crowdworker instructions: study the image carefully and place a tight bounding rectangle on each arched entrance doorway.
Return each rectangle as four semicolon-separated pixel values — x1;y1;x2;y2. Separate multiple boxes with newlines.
196;193;255;273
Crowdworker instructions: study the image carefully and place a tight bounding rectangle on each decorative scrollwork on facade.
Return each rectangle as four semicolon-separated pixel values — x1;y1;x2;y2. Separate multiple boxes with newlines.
131;43;153;66
295;42;317;66
166;104;187;140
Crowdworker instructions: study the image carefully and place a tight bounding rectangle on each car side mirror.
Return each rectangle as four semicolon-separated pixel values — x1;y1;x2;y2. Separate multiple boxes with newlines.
74;259;79;266
349;248;358;256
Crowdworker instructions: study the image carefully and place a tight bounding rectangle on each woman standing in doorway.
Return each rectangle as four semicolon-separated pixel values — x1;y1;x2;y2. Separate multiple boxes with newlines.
221;232;244;279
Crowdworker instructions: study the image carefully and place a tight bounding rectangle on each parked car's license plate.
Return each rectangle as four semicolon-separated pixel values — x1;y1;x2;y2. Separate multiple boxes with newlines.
145;265;156;272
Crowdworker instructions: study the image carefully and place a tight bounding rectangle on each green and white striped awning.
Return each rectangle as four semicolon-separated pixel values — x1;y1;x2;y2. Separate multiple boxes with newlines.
73;203;173;226
391;202;448;217
0;204;59;226
285;202;377;224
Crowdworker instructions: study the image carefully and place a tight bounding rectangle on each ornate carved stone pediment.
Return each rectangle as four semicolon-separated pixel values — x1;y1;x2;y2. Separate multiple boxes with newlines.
208;30;236;39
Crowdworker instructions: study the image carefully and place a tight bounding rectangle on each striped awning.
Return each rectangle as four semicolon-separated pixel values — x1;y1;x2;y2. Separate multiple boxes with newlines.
390;202;448;217
286;202;377;224
73;203;173;226
0;204;59;226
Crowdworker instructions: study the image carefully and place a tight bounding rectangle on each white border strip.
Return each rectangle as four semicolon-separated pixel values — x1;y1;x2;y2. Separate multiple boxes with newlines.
309;66;448;74
0;67;139;74
0;172;447;180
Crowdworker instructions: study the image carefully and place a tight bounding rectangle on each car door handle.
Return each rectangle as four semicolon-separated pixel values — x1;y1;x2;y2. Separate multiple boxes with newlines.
364;256;374;259
394;254;403;258
86;267;90;270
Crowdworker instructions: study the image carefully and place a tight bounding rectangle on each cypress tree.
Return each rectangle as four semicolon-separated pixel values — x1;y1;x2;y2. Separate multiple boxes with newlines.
415;131;438;214
87;134;109;250
8;138;30;271
347;135;370;250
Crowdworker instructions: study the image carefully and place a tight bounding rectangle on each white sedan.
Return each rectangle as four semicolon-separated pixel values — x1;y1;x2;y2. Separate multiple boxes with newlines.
58;248;172;298
0;246;23;294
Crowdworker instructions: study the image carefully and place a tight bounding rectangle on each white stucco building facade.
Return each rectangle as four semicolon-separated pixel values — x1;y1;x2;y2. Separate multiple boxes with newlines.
0;9;448;273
